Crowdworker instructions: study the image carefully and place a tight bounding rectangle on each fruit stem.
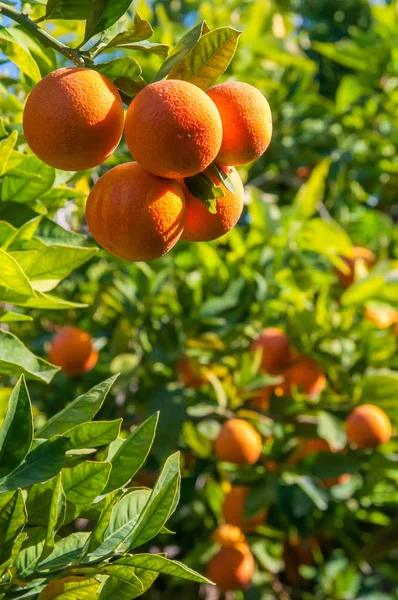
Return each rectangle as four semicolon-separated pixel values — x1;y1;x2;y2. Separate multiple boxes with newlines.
0;2;85;67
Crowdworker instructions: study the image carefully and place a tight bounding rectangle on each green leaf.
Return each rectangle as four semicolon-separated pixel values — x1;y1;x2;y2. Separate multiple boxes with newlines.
317;411;347;451
200;277;245;318
283;473;328;511
0;489;27;565
99;568;158;599
0;130;18;177
0;436;68;493
0;376;33;477
154;21;209;82
208;163;236;194
341;276;386;306
10;245;98;292
103;413;159;493
38;576;100;599
128;453;181;550
86;489;123;552
359;371;398;416
35;218;88;247
297;218;353;268
1;156;55;204
0;248;35;296
45;0;91;20
184;172;225;214
109;40;168;58
168;27;241;90
98;564;143;590
0;287;88;310
84;0;134;43
312;40;370;72
65;420;122;450
42;474;66;560
27;475;65;527
95;57;146;96
61;461;112;523
14;527;46;578
0;311;33;323
0;530;27;579
113;554;212;585
98;12;154;51
38;532;90;572
37;376;118;438
292;159;330;219
0;28;41;83
0;330;59;384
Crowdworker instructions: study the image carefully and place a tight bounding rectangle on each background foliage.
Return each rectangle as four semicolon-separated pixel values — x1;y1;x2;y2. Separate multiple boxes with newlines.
0;0;397;599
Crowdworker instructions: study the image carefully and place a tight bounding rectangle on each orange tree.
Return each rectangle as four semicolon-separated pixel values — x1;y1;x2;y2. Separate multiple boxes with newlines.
0;1;397;599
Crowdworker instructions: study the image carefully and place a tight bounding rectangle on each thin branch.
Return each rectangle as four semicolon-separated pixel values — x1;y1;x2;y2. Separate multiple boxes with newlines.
0;2;85;66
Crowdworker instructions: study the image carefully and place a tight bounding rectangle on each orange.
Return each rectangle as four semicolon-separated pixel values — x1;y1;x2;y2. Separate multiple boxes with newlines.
283;536;317;585
249;385;273;411
207;81;272;165
211;524;246;547
279;355;326;399
215;419;262;465
49;326;98;376
251;328;291;374
346;404;392;449
365;306;398;329
85;162;185;261
287;438;349;487
124;80;222;178
180;165;244;241
23;67;124;171
222;486;267;532
335;246;376;288
176;355;204;388
207;543;255;591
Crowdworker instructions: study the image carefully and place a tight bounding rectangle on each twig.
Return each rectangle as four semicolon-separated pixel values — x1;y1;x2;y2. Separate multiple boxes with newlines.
0;2;85;66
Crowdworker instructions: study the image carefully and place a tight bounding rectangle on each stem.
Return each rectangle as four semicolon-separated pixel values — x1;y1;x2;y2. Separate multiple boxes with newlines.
0;2;85;66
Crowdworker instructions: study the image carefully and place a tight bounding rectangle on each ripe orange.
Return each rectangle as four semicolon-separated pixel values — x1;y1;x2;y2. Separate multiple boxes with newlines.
215;419;262;465
335;246;376;288
23;67;124;171
180;165;244;242
249;385;273;411
85;162;185;261
279;355;326;399
124;80;222;178
283;536;317;585
207;81;272;165
288;438;349;487
49;326;98;376
365;306;398;329
222;486;267;532
251;328;291;374
346;404;392;448
176;355;204;388
207;543;255;591
211;524;246;547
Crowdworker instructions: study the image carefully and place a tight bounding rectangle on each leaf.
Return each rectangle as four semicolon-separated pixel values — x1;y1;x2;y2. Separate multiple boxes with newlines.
0;311;33;323
128;453;181;550
45;0;91;20
27;475;66;527
168;27;241;90
38;532;90;572
84;0;134;43
0;530;27;579
99;564;143;590
10;245;98;292
0;130;18;176
0;436;68;493
35;218;88;247
183;173;224;214
0;28;41;83
341;276;386;306
99;568;158;599
200;277;245;318
317;411;347;451
359;371;398;416
65;420;122;450
283;473;328;511
297;219;353;267
112;554;212;585
0;248;35;296
42;474;66;559
154;21;209;82
86;489;123;552
292;159;330;219
14;527;46;577
99;12;154;51
110;40;169;58
0;330;59;384
37;376;118;438
0;489;27;564
1;156;55;204
312;40;370;72
38;577;100;600
61;461;112;523
208;163;236;194
103;413;158;493
0;287;88;310
0;376;33;477
95;57;146;96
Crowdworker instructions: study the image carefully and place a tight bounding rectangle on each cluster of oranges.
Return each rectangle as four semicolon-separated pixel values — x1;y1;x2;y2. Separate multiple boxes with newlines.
23;67;272;261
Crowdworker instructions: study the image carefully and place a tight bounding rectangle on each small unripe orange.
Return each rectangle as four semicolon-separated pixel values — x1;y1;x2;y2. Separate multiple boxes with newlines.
23;67;124;171
346;404;392;448
49;327;98;376
222;486;266;532
211;524;246;547
180;165;244;242
207;81;272;165
251;328;291;374
124;79;222;178
207;543;255;591
335;246;375;288
215;419;262;465
85;162;185;262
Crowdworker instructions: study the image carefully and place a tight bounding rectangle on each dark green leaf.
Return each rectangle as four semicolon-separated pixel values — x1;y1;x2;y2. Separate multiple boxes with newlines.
61;461;112;523
0;376;33;476
0;330;59;384
0;489;27;565
84;0;134;43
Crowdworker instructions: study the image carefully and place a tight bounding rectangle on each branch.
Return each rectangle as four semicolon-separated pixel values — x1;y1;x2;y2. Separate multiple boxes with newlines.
0;2;85;66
